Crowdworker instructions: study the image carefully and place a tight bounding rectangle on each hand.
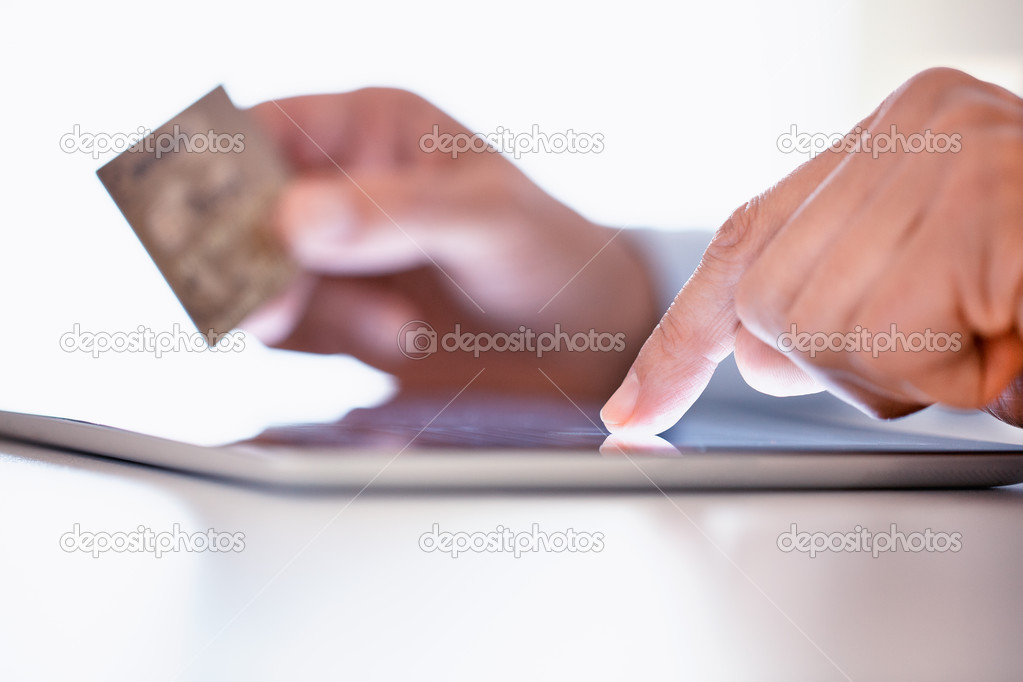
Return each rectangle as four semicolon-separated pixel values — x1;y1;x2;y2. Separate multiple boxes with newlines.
601;68;1023;434
243;88;657;399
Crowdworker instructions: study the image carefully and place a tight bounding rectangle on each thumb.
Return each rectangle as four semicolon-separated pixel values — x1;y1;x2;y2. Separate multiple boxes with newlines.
600;149;849;435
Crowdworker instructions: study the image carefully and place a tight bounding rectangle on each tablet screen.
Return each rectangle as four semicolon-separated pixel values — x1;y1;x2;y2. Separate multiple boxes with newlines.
244;361;1023;454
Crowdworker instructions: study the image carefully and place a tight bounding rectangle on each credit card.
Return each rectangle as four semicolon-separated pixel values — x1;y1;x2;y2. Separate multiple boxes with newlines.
97;86;296;343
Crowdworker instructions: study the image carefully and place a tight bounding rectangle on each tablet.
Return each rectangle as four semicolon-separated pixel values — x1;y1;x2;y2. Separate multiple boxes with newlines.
2;362;1023;491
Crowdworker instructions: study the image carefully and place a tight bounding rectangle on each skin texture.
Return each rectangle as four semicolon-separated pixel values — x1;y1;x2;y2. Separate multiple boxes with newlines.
242;89;658;401
600;68;1023;434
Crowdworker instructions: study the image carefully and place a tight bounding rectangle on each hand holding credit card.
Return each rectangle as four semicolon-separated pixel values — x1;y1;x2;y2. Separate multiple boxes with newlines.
97;86;297;343
95;85;658;400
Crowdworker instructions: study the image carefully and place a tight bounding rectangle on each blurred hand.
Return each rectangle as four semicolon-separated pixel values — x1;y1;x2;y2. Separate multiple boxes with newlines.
602;68;1023;433
243;89;656;399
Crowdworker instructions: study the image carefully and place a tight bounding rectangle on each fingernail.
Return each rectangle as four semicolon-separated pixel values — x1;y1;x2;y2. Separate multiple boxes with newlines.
600;370;640;431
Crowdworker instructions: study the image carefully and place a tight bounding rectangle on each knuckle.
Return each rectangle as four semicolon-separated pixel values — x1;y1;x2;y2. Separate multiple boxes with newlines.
895;67;1021;133
351;87;438;128
355;86;421;105
713;199;762;252
696;198;765;278
912;66;973;90
900;67;975;102
881;67;978;123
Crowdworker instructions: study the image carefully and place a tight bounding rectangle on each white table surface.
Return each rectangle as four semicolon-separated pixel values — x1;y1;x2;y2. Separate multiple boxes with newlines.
1;434;1021;682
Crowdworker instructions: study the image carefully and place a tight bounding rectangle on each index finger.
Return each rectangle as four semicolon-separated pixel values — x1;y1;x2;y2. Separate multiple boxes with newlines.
248;89;484;172
600;142;853;435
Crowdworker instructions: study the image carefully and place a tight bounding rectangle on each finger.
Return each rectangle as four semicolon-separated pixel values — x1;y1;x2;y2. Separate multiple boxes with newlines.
845;216;1023;409
736;68;991;344
985;372;1023;428
599;433;681;456
733;149;937;411
249;89;484;172
277;160;535;271
754;210;1016;417
732;325;824;397
274;173;426;275
599;143;849;434
266;276;422;358
755;117;1022;411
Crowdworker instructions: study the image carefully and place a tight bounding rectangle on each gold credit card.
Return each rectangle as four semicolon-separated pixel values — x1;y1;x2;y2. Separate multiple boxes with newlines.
97;86;296;342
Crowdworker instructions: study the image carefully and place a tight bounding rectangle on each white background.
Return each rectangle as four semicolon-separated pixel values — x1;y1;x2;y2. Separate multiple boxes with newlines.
2;4;1023;680
2;0;1021;442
